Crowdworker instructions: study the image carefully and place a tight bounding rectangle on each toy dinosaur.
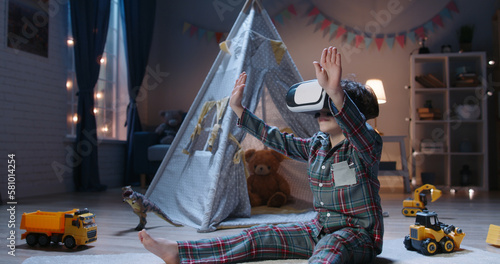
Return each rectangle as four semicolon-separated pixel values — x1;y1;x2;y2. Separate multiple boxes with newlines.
122;186;182;230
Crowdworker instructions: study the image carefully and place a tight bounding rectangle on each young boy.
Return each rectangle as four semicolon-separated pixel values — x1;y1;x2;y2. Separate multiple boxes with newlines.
139;46;384;263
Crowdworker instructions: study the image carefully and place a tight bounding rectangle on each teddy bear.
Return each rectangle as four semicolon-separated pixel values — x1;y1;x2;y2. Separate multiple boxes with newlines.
245;149;291;207
154;110;184;144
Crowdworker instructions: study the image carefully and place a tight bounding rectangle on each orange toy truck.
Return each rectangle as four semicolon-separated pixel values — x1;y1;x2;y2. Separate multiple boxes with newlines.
20;208;97;249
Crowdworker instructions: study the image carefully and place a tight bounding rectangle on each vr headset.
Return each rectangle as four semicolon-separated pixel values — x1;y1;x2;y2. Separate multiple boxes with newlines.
286;79;328;113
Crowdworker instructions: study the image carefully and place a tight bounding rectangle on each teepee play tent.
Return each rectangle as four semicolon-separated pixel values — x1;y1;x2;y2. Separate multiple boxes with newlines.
146;0;319;232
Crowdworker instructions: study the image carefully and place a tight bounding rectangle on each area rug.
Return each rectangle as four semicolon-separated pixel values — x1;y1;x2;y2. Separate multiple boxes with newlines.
22;239;499;264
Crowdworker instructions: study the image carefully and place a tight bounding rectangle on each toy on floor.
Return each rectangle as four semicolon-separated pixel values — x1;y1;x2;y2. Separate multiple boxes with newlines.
245;149;290;207
404;210;465;255
486;224;500;246
402;184;442;216
122;186;183;230
20;208;97;249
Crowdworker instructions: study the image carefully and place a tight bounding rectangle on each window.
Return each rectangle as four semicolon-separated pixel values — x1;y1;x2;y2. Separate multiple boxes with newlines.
67;0;128;140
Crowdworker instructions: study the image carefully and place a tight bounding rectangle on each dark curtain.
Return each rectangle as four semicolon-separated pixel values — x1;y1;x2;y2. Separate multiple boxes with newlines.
70;0;111;192
122;0;157;185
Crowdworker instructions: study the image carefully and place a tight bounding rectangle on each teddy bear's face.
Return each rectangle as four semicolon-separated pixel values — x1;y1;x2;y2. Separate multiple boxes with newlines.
245;149;284;176
161;110;183;127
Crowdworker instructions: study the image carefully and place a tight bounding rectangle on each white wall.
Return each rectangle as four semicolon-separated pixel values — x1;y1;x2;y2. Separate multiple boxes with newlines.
141;0;499;176
0;0;125;200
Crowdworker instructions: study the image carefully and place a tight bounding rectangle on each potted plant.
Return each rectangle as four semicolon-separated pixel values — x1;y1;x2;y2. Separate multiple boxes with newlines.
457;24;474;52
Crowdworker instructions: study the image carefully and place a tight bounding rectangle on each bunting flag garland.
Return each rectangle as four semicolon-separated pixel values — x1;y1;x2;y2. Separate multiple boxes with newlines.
386;35;395;50
183;5;297;43
375;37;385;51
273;4;297;25
308;0;459;51
183;22;228;43
396;34;406;48
355;35;364;48
364;36;373;49
184;1;459;52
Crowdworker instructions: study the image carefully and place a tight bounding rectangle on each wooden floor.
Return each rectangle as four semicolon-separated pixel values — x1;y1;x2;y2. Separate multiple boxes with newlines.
3;186;500;262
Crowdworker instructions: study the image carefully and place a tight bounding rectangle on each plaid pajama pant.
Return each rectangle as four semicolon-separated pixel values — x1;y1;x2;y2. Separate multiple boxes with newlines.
177;221;377;264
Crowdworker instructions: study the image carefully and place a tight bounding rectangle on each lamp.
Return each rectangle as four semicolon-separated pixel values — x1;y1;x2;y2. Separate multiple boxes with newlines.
365;79;386;134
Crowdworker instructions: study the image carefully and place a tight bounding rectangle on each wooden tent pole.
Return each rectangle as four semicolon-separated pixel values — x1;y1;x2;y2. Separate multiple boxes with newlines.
242;0;263;13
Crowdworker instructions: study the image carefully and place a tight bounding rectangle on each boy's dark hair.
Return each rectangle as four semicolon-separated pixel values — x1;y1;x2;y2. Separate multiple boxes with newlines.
341;79;379;120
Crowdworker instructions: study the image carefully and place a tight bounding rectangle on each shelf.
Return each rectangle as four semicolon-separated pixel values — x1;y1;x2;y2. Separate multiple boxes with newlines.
414;88;447;93
410;52;488;190
413;151;448;156
414;120;447;124
414;119;483;124
449;86;483;90
449;152;484;156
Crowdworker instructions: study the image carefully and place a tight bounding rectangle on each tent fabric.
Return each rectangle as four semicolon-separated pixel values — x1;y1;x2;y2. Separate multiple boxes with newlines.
146;1;319;232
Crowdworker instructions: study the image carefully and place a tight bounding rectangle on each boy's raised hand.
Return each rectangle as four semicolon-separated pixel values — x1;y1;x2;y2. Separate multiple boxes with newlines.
313;47;344;108
230;72;246;119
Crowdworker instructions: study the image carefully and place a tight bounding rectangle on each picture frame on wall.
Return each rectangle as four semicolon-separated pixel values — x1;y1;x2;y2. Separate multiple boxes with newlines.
7;0;49;57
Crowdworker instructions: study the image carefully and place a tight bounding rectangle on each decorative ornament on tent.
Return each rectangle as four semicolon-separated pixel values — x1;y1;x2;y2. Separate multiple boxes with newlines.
182;5;296;43
307;0;459;51
219;31;287;65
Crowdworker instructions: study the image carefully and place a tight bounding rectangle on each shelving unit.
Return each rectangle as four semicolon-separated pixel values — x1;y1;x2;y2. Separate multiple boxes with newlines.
410;52;488;191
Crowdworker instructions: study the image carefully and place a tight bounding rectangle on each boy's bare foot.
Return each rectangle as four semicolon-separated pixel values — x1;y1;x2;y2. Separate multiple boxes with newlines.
138;229;180;264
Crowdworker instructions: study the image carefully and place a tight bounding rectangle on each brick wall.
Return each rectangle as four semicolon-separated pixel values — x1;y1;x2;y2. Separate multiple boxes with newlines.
0;0;126;200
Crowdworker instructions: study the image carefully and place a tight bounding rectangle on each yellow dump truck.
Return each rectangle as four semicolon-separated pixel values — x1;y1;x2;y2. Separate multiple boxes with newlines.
20;208;97;249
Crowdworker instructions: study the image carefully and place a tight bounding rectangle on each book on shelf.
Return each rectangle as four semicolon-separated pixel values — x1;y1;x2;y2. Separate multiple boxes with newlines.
420;141;445;153
415;74;446;88
454;72;481;87
417;107;442;120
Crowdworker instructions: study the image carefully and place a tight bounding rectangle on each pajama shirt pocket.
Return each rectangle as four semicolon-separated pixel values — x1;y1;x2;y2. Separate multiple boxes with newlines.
332;160;357;187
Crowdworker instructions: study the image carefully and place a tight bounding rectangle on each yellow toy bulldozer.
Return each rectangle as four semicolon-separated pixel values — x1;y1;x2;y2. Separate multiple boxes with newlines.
402;184;442;217
404;210;465;255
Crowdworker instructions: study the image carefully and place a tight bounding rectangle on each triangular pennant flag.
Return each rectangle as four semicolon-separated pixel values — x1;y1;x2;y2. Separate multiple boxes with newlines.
440;8;452;19
407;31;416;43
274;13;284;24
329;24;339;37
415;27;425;38
308;7;320;17
190;25;198;36
375;37;384;50
386;35;395;49
346;31;356;44
424;21;435;33
396;34;405;48
355;34;364;48
206;31;214;41
432;15;444;28
270;40;287;65
364;36;373;49
183;22;191;33
321;19;332;31
215;32;223;43
314;14;325;24
446;0;459;13
335;26;347;39
197;28;206;39
288;5;297;15
282;10;291;19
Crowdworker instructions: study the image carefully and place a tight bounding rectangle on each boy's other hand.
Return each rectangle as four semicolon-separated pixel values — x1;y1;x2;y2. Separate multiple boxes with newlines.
230;72;246;119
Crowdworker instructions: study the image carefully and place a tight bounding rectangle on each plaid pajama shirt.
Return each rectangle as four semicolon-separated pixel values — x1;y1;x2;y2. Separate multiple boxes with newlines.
178;92;384;264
